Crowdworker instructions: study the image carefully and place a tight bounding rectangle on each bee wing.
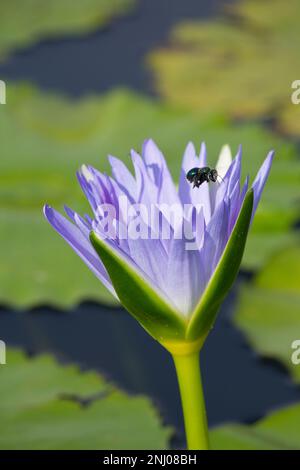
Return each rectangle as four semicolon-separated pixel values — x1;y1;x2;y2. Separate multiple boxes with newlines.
215;145;232;178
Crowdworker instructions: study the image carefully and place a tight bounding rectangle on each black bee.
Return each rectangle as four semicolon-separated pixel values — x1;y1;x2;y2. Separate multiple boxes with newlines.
186;167;221;188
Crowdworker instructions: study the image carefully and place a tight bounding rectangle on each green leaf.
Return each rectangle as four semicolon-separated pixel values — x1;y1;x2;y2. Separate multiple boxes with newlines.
0;349;171;450
0;0;136;61
149;0;300;137
90;232;186;342
1;83;297;308
187;190;254;341
234;242;300;383
211;403;300;450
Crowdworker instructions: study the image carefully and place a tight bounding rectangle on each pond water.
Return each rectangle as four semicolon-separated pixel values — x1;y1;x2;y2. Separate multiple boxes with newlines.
0;0;299;446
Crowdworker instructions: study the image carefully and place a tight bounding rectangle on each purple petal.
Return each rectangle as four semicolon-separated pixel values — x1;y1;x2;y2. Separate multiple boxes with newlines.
184;204;206;250
198;142;207;167
239;175;249;206
91;228;178;311
179;142;211;222
179;142;198;205
64;205;91;238
205;200;229;271
76;171;97;213
200;230;216;286
126;234;172;304
166;222;205;315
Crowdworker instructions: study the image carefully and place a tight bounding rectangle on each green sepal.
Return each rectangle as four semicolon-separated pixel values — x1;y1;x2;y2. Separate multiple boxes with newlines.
90;232;187;342
186;189;254;341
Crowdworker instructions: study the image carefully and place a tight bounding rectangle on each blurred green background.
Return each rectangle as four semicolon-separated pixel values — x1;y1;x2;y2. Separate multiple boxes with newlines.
0;0;300;449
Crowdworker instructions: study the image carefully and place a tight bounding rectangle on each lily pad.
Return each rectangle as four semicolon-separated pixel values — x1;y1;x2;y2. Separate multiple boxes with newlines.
0;84;298;308
211;403;300;450
149;0;300;132
234;242;300;382
0;0;135;61
0;349;170;449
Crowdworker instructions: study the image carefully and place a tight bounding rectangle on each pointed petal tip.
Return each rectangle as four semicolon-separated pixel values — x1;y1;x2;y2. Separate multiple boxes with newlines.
198;141;207;166
142;138;166;167
108;153;125;166
90;229;100;244
220;143;232;156
130;148;139;157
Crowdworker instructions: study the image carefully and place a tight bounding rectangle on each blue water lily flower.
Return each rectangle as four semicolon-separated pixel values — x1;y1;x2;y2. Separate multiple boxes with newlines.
44;139;273;449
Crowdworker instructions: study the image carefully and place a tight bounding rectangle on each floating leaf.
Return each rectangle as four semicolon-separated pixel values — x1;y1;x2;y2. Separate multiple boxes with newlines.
211;403;300;450
0;84;298;308
0;0;136;60
0;349;170;449
242;231;299;270
234;242;300;382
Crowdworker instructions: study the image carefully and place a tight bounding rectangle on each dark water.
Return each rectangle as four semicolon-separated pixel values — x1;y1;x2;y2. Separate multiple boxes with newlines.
0;0;299;445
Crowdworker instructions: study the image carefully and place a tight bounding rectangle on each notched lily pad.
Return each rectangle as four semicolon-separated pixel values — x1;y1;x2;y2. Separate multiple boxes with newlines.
149;0;300;135
0;0;136;60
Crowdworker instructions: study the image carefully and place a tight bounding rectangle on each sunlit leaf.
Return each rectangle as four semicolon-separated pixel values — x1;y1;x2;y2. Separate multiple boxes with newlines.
187;190;253;341
149;0;300;135
278;101;300;138
0;349;170;449
90;231;186;342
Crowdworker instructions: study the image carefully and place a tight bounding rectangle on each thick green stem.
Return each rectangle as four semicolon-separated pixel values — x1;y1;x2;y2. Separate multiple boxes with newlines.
172;351;209;450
